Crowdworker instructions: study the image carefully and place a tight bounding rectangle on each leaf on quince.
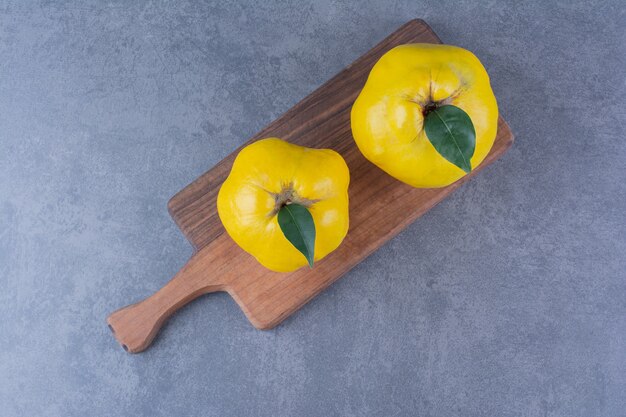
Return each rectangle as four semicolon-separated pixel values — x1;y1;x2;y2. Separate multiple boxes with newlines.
277;203;316;268
424;105;476;174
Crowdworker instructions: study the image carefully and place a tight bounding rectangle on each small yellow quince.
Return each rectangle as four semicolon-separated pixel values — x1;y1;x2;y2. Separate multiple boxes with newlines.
217;138;350;272
351;43;499;188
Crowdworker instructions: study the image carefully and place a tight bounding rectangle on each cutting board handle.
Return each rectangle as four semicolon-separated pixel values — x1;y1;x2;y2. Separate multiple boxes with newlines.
107;247;225;353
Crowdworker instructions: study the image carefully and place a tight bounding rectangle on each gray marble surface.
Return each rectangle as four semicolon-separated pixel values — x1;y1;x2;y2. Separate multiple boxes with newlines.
1;1;625;416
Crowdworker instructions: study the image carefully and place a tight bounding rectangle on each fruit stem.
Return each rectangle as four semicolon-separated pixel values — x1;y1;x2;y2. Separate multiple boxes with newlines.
422;100;439;117
269;183;319;217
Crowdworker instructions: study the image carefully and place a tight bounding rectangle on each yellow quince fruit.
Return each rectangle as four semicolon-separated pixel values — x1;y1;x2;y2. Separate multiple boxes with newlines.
217;138;350;272
351;43;499;188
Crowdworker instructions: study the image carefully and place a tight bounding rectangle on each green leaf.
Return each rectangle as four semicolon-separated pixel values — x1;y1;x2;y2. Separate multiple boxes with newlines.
277;203;316;268
424;104;476;174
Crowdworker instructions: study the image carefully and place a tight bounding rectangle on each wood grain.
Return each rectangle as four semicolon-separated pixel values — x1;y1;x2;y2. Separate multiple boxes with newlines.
108;19;514;353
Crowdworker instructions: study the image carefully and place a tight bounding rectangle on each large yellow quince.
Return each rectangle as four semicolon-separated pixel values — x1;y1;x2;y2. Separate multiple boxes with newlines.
217;138;350;272
351;43;498;188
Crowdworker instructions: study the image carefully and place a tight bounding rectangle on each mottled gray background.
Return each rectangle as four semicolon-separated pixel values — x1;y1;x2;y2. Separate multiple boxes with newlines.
0;1;624;416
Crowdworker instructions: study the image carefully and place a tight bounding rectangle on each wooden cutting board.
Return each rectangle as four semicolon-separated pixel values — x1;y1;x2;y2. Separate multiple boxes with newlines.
108;19;514;353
